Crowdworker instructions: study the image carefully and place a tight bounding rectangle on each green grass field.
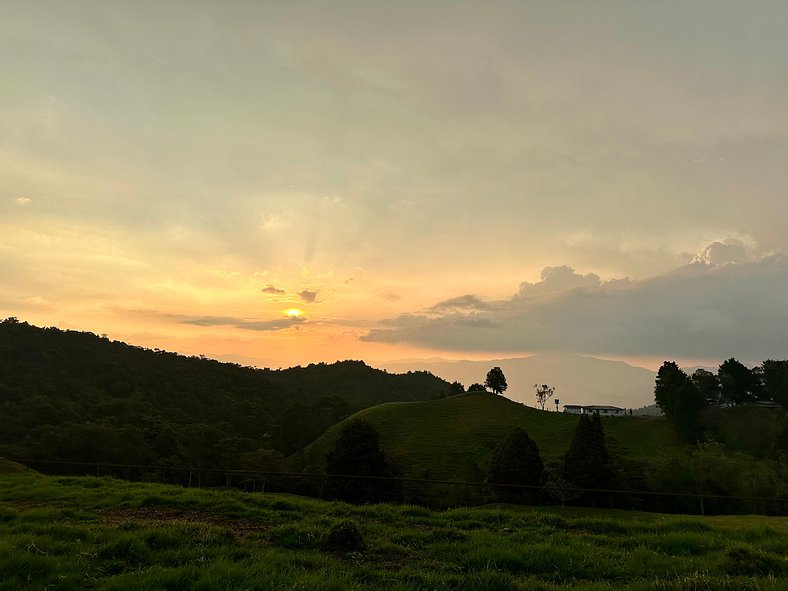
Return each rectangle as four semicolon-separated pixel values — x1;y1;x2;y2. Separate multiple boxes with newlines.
291;393;682;478
1;472;786;590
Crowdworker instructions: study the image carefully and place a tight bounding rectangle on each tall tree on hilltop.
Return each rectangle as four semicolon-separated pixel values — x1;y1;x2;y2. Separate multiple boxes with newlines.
691;369;721;405
485;367;508;395
654;361;705;439
760;360;788;409
718;358;760;405
534;383;555;410
654;361;690;417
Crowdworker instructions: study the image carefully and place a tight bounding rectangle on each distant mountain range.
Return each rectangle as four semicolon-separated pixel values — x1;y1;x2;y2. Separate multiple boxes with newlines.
376;353;657;410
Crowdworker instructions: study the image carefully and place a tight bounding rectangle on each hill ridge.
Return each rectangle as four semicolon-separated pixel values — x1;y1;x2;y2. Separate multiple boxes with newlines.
291;392;679;480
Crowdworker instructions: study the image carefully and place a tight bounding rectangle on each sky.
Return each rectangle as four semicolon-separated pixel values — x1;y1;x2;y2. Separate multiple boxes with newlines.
2;1;787;370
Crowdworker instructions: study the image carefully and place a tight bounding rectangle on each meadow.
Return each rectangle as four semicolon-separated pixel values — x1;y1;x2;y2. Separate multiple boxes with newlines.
292;393;683;479
1;470;787;590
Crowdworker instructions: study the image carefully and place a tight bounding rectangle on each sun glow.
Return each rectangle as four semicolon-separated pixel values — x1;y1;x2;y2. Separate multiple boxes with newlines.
284;308;303;318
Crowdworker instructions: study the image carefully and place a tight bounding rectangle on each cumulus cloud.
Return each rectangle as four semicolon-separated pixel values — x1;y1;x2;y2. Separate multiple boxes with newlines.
298;290;317;303
515;266;606;299
363;245;788;360
15;197;32;206
261;284;286;295
691;240;748;266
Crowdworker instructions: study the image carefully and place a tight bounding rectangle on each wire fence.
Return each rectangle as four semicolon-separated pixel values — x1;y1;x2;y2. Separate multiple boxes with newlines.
7;457;788;516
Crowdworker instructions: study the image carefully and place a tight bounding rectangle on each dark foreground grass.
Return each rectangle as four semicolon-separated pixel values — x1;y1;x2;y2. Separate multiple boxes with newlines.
1;472;787;590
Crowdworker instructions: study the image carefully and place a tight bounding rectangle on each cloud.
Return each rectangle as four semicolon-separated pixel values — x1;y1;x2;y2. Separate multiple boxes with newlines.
427;294;492;313
261;284;286;295
515;266;608;299
15;197;32;206
298;290;317;303
178;315;304;332
691;240;748;266
363;244;788;360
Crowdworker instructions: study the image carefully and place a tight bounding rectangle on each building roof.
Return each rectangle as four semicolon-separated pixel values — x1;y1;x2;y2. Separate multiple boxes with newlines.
582;405;624;411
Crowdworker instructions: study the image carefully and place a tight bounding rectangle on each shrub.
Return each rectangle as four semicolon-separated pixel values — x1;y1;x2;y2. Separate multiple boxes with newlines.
326;521;365;552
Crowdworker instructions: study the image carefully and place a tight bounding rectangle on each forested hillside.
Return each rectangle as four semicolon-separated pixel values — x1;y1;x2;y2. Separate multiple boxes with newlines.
0;318;450;475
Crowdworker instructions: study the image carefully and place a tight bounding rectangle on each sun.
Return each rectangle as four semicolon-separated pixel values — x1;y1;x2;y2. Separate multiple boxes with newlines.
284;308;303;318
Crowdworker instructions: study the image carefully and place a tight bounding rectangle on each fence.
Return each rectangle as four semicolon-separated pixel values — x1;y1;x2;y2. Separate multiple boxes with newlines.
7;457;788;516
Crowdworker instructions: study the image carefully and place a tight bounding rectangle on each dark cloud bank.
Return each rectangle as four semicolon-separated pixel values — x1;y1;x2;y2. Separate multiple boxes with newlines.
363;247;788;360
180;315;304;332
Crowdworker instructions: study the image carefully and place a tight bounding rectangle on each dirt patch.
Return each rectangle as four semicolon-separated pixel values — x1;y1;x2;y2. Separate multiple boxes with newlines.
98;507;270;538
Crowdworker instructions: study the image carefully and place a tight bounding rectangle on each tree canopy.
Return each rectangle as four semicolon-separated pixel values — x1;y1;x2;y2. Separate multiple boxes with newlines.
488;427;543;487
718;358;760;406
0;319;449;480
563;413;615;505
485;367;508;395
654;361;706;439
534;384;555;410
325;419;397;503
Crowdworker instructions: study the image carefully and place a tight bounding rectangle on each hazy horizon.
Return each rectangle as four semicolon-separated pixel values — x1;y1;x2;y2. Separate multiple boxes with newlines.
3;2;787;369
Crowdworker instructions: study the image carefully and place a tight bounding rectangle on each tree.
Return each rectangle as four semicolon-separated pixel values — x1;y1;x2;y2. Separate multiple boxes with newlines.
760;360;788;409
448;381;465;396
468;383;487;392
325;419;396;503
485;367;507;395
563;413;614;506
534;383;555;410
718;358;759;406
654;361;705;439
691;369;721;405
654;361;690;417
488;427;543;485
488;427;543;503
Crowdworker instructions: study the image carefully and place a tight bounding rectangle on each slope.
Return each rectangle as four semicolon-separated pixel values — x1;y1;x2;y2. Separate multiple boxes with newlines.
291;392;681;479
0;318;450;471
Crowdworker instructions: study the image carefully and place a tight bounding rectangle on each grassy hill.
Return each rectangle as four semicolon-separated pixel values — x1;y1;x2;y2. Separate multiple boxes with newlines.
0;458;31;474
290;392;682;479
1;472;786;590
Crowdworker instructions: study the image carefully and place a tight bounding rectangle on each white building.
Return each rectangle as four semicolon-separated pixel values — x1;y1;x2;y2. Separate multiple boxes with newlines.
563;404;628;416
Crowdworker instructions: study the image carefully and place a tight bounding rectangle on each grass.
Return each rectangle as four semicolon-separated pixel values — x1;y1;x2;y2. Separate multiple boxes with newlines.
2;471;787;590
291;392;681;478
0;458;34;474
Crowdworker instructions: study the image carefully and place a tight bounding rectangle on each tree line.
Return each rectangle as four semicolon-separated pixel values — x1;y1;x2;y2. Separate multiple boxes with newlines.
323;412;616;508
655;357;788;442
0;318;451;478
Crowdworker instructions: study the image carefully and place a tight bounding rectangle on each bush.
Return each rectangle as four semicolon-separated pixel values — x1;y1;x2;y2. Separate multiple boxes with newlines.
326;521;365;552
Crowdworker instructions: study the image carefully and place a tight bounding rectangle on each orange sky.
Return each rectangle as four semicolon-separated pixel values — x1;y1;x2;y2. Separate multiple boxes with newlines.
3;2;787;370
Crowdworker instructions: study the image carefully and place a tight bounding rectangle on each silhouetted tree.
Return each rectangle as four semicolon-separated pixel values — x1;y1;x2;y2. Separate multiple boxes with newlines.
468;383;487;392
534;383;555;410
718;358;759;406
448;381;465;396
488;427;543;503
654;361;705;439
485;367;507;395
563;413;614;506
691;369;721;405
654;361;690;417
760;360;788;409
325;419;397;503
